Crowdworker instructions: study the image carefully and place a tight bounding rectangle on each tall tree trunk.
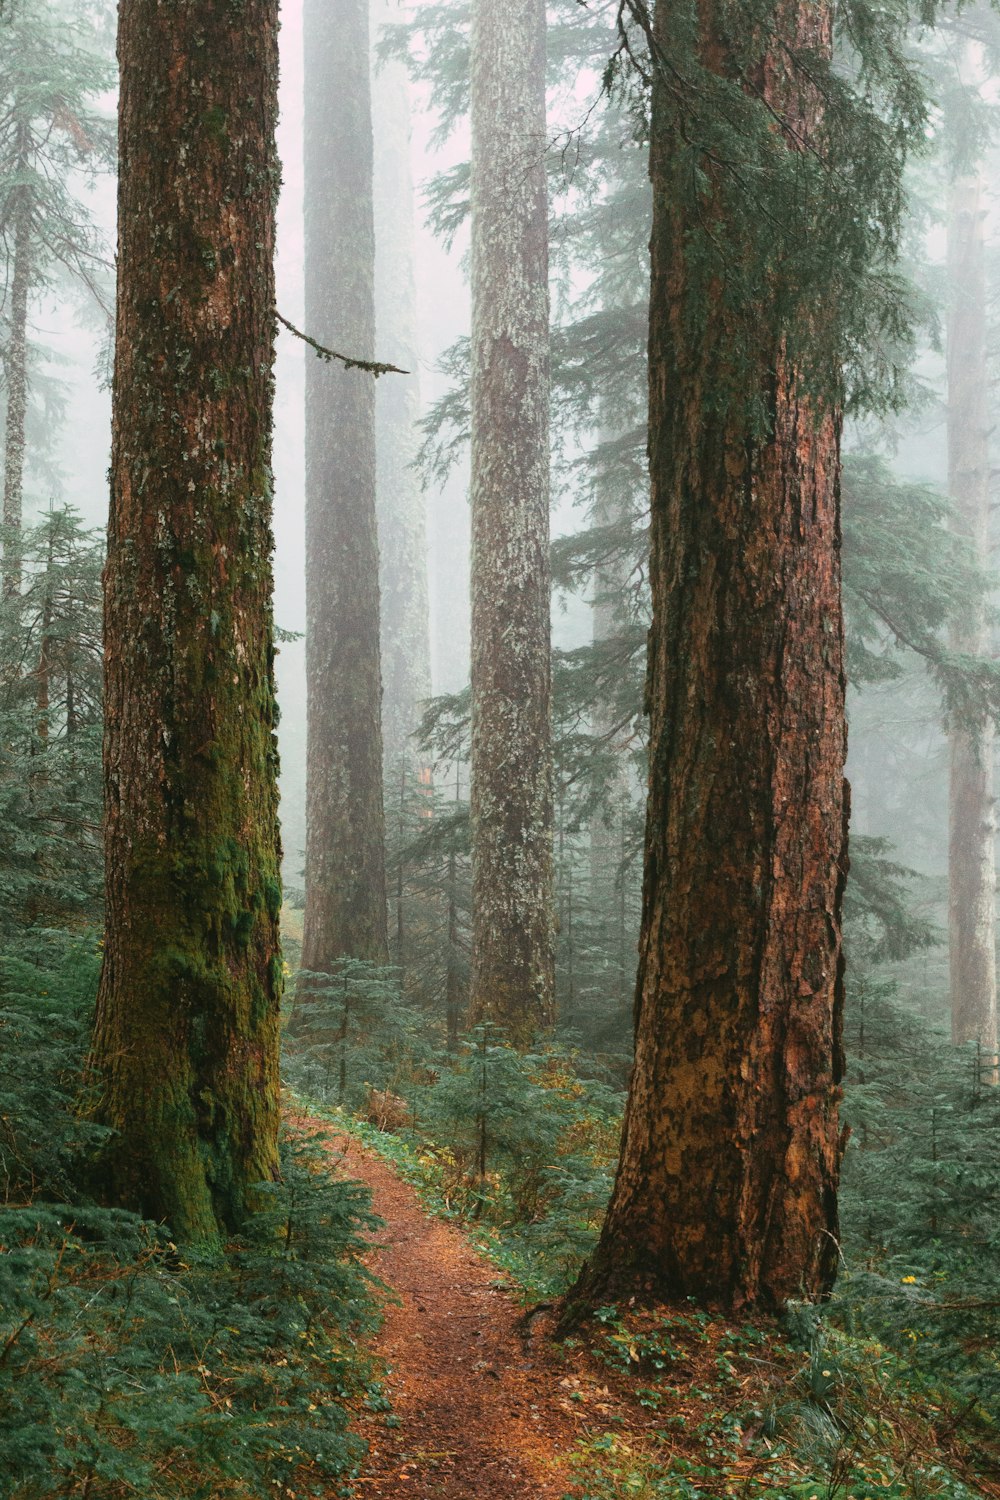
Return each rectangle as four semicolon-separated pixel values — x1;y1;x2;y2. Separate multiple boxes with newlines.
589;426;630;916
571;0;846;1314
89;0;282;1242
301;0;388;973
947;159;998;1059
3;125;32;601
468;0;554;1045
372;0;432;771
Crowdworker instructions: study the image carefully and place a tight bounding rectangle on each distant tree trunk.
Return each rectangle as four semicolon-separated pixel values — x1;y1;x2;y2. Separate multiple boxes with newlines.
372;0;432;771
571;0;846;1314
589;426;630;915
89;0;282;1242
3;124;32;601
301;0;388;972
468;0;554;1046
947;160;998;1059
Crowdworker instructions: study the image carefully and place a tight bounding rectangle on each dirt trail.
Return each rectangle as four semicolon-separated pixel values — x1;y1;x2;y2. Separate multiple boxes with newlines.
319;1128;634;1500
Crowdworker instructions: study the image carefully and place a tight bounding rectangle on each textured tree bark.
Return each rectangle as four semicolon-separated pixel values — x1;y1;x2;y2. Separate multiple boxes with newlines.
572;0;847;1313
301;0;388;972
88;0;283;1242
3;125;32;601
372;0;432;773
468;0;555;1046
947;161;998;1060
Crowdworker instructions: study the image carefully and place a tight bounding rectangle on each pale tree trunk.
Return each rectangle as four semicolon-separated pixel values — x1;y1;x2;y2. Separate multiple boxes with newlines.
589;426;630;915
570;0;846;1315
3;124;32;601
947;148;998;1060
468;0;555;1046
301;0;388;972
372;0;432;772
89;0;283;1242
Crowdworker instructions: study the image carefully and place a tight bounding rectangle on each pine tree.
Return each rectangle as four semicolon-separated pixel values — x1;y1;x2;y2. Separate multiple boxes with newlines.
301;0;388;974
88;0;283;1242
468;0;555;1045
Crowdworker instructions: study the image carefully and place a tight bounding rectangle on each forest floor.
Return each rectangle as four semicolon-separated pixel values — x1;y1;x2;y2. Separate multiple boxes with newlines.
307;1122;643;1500
286;1110;1000;1500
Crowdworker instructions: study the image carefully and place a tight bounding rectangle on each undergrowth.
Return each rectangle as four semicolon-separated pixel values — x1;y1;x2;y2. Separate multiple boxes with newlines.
286;961;1000;1500
0;942;384;1500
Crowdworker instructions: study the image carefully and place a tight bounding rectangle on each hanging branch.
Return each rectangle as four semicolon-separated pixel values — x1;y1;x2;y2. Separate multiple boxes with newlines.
276;311;408;377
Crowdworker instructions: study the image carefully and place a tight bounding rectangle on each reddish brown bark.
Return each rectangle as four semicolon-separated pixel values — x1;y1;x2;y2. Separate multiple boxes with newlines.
573;0;846;1313
89;0;282;1241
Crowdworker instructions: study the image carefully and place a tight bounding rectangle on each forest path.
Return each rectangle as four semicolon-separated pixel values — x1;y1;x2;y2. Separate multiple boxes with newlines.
306;1121;638;1500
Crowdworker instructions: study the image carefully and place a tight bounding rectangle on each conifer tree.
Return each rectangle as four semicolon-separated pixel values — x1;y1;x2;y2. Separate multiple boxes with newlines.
468;0;554;1045
301;0;388;973
573;0;853;1313
0;0;112;597
373;0;432;773
89;0;283;1241
945;58;997;1058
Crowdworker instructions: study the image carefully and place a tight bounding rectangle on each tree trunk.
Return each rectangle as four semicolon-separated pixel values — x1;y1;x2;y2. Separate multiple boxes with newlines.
88;0;283;1243
372;0;432;772
468;0;554;1046
947;159;998;1059
3;125;32;601
589;425;631;917
572;0;847;1314
301;0;388;973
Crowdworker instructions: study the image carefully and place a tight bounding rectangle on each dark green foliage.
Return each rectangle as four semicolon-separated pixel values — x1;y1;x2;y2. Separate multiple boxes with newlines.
0;0;115;364
410;1031;621;1285
286;960;430;1112
842;454;1000;726
844;835;940;967
0;1133;380;1500
0;937;102;1204
0;952;382;1500
835;980;1000;1425
0;507;104;936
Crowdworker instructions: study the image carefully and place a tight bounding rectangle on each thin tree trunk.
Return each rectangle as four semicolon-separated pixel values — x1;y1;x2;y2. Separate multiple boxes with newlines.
372;0;432;771
3;125;32;601
947;157;998;1059
301;0;388;973
571;0;846;1314
89;0;282;1242
36;515;54;744
468;0;554;1046
589;426;630;915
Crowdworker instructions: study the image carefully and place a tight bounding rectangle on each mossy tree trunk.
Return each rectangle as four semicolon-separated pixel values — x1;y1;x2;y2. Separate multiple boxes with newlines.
3;123;32;601
946;155;998;1060
301;0;388;973
372;0;432;774
572;0;847;1314
468;0;555;1047
89;0;283;1243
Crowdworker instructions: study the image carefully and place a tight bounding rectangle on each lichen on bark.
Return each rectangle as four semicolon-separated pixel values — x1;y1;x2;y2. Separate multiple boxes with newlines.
468;0;555;1047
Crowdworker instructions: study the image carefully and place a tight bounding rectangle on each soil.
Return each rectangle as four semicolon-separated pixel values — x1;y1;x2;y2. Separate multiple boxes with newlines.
314;1126;639;1500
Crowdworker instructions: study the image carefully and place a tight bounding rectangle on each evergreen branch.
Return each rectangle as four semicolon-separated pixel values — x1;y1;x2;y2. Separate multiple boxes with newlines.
276;312;408;377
